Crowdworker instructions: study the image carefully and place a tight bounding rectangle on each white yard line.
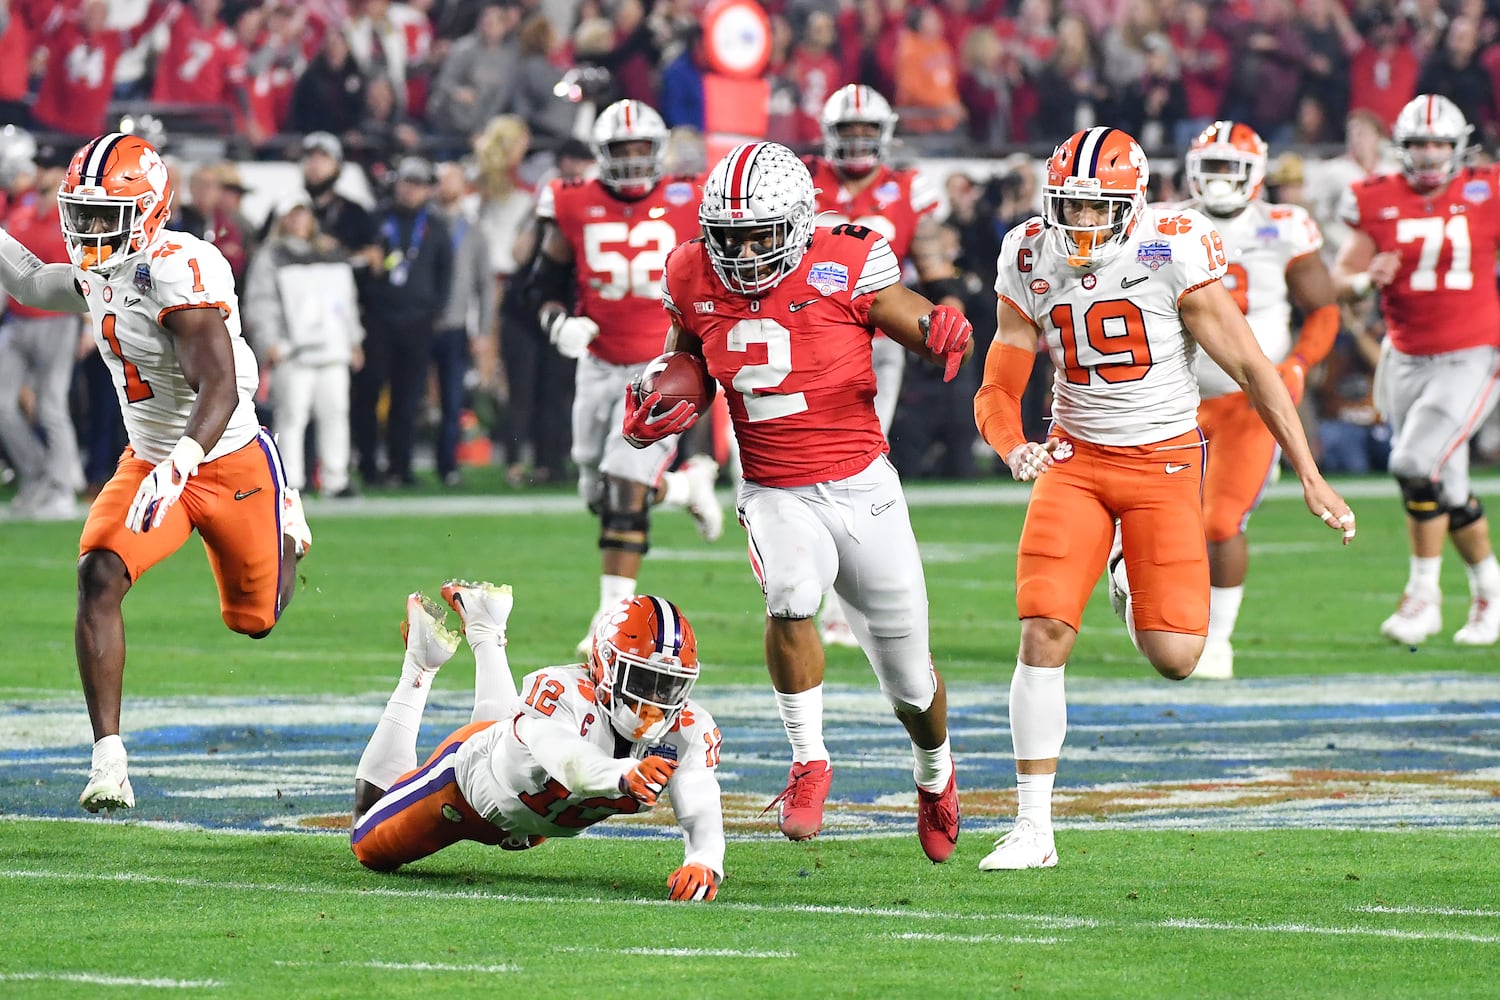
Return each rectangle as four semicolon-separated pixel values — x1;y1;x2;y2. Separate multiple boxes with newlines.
274;960;519;974
890;932;1062;945
0;972;221;988
1161;917;1500;943
1355;905;1500;918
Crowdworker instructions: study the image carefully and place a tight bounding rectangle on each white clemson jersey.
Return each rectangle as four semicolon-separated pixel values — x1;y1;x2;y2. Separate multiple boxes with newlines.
995;206;1227;446
454;665;724;850
76;230;259;464
1185;200;1323;399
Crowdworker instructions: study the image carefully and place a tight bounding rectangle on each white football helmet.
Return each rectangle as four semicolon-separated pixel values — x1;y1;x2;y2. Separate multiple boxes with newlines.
1392;94;1472;191
589;595;699;744
699;141;816;296
590;99;668;197
1184;120;1267;217
820;84;896;178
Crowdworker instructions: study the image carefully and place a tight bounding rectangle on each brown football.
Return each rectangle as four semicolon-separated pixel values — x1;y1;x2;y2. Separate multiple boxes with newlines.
637;352;716;416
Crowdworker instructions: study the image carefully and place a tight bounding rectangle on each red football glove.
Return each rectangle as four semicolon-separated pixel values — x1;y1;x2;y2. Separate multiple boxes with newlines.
666;862;720;901
921;305;972;383
621;383;699;449
619;754;678;805
1276;355;1307;406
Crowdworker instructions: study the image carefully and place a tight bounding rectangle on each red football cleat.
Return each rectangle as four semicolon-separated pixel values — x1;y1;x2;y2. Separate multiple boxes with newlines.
764;760;833;841
916;770;960;863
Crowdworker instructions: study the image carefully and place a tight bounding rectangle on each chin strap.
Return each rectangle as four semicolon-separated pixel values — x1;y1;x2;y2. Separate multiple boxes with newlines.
0;228;90;313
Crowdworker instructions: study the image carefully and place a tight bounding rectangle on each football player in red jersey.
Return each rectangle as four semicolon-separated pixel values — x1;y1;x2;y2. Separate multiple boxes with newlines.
523;100;723;657
1334;94;1500;646
622;141;973;862
803;84;943;649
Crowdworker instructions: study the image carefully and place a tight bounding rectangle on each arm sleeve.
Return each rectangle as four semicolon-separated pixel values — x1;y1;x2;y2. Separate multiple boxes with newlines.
668;765;726;878
512;713;633;798
973;340;1035;458
0;229;88;314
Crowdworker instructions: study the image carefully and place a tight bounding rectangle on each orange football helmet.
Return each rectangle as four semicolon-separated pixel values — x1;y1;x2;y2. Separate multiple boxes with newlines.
589;595;699;743
1185;120;1268;217
58;132;173;274
1043;126;1149;268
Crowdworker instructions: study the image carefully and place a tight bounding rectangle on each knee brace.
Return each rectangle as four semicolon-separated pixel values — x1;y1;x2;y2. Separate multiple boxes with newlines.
599;477;650;554
1448;494;1486;532
1397;477;1445;521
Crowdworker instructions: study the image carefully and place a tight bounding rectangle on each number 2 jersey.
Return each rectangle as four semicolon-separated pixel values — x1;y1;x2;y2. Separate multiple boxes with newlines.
662;226;903;487
995;207;1227;447
537;175;703;366
75;230;260;464
452;664;725;874
1187;199;1324;399
1339;165;1500;356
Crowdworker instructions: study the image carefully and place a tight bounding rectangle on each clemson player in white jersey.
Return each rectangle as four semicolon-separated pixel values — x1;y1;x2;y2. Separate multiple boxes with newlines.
1148;121;1340;679
973;126;1354;870
352;585;725;902
0;133;310;814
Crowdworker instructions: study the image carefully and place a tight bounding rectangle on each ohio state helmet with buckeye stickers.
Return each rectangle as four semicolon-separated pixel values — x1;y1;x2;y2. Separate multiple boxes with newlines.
820;84;897;179
591;99;669;197
1392;93;1473;191
1185;120;1268;217
1042;126;1149;268
699;141;816;296
59;132;174;275
589;595;700;743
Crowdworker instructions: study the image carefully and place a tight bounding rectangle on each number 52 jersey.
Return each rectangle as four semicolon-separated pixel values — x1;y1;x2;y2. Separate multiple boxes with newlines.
995;207;1228;447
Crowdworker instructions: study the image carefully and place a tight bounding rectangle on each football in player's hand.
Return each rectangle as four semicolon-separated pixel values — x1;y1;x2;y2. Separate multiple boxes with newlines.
637;352;716;416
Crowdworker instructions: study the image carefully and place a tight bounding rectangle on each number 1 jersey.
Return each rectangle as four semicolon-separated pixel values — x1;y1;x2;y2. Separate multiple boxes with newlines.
537;175;703;366
1339;165;1500;356
662;227;903;487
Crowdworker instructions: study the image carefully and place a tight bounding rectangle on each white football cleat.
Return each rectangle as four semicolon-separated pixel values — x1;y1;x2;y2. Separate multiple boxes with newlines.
1106;524;1129;624
1192;638;1234;679
1454;594;1500;646
978;817;1057;871
684;455;723;543
402;592;461;672
1380;591;1442;646
283;487;312;559
79;757;135;814
441;580;514;647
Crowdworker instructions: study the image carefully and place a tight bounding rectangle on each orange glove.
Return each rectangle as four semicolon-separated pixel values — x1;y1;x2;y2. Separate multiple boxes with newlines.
1277;355;1307;406
619;754;678;805
667;862;720;901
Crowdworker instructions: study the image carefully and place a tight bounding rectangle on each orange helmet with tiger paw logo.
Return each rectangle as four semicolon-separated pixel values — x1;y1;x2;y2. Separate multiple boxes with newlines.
59;132;174;274
1185;120;1268;217
589;595;699;743
1043;127;1149;268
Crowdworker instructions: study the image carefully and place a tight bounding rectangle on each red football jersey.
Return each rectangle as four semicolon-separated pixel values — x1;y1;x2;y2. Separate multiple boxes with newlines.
662;226;904;487
538;175;703;366
1343;166;1500;355
805;158;939;263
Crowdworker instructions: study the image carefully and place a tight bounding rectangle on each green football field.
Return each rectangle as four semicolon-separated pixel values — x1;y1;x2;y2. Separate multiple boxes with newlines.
2;476;1498;998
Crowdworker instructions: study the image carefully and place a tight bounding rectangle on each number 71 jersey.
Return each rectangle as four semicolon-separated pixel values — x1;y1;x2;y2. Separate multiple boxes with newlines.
995;207;1226;447
537;175;703;365
1339;165;1500;356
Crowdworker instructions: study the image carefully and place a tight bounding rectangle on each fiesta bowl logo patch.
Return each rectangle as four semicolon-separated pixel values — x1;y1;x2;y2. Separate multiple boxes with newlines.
133;263;153;292
1049;438;1075;463
646;743;680;763
807;261;849;295
1464;180;1491;203
664;181;695;206
874;181;900;205
1137;240;1173;270
1030;278;1050;294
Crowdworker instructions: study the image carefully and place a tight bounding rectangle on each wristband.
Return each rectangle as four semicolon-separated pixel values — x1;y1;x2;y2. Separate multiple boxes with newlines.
169;437;206;476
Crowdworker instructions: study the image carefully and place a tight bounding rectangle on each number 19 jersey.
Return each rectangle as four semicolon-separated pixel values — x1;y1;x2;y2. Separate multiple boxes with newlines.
995;207;1226;447
537;175;703;366
1339;165;1500;356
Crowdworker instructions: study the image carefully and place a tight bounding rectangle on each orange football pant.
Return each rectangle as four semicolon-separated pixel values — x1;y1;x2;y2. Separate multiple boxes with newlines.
1197;391;1279;543
1017;426;1209;634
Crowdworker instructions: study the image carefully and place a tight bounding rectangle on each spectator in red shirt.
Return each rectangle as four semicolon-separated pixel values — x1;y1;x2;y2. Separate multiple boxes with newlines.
785;11;846;147
152;0;255;138
1350;9;1421;131
1168;0;1231;146
32;0;176;141
0;1;46;125
245;5;308;143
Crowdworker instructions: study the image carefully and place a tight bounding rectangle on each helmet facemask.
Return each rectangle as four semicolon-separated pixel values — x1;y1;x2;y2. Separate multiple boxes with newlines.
1043;185;1143;269
703;208;812;296
1185;150;1262;216
1399;138;1464;191
591;638;696;743
824;120;889;179
59;189;162;274
598;136;664;197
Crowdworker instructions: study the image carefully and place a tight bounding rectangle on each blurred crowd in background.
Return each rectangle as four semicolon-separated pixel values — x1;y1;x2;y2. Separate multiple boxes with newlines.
3;0;1500;519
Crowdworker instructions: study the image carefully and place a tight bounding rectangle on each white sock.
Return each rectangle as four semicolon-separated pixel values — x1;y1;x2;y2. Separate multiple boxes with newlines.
1016;771;1056;833
598;574;636;614
470;634;520;724
658;470;691;508
1207;585;1244;644
820;589;848;629
1466;554;1500;596
1008;660;1067;758
775;685;829;763
912;737;953;792
1409;556;1442;596
355;663;434;789
92;733;127;768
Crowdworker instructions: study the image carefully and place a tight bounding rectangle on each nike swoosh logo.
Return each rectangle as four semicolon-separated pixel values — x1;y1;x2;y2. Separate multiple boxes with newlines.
124;296;141;307
871;500;896;516
1040;851;1056;865
1164;463;1191;474
788;299;819;312
1121;275;1149;288
234;488;262;500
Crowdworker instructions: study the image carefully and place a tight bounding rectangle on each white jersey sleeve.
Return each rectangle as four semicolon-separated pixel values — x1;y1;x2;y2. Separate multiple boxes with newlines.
1335;183;1362;228
993;218;1045;324
908;170;940;216
851;235;901;299
81;231;260;464
535;180;559;223
660;699;726;876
